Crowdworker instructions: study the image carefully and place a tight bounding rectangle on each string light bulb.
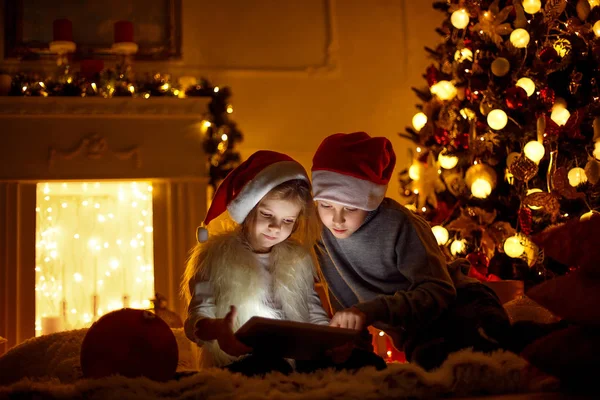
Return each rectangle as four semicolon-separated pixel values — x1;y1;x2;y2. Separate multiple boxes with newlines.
451;9;470;29
594;141;600;160
567;167;587;186
594;21;600;37
450;239;467;256
504;235;525;258
438;152;459;169
431;226;449;246
522;0;541;14
516;77;535;97
430;80;457;100
454;48;473;63
487;109;508;130
412;112;428;132
551;107;570;126
523;141;545;164
581;210;599;221
510;29;530;48
466;164;497;199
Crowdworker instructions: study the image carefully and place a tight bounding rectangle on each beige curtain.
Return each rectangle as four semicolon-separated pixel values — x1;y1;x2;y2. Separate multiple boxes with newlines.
152;179;207;321
0;182;36;356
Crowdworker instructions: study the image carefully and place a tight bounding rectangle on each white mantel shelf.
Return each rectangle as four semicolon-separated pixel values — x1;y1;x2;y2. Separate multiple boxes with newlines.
0;97;211;119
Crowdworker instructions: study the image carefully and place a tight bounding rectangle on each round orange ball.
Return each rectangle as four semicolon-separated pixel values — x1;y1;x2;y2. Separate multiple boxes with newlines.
80;308;178;381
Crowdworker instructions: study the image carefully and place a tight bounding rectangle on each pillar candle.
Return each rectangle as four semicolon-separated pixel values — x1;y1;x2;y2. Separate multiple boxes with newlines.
53;19;73;42
114;21;134;43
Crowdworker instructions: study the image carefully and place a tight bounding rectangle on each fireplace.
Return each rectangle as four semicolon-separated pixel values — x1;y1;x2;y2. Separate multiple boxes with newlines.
0;97;211;354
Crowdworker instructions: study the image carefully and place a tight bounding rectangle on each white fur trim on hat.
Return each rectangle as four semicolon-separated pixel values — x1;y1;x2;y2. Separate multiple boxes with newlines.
312;170;387;211
227;161;308;223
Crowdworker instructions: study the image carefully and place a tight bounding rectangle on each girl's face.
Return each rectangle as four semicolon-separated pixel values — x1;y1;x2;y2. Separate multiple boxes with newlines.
316;200;368;239
247;197;302;253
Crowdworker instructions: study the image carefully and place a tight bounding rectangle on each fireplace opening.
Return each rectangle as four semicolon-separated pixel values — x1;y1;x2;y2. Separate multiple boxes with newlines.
35;181;155;335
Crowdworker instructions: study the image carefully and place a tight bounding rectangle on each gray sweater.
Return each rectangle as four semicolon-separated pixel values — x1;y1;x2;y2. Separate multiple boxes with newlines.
316;198;456;349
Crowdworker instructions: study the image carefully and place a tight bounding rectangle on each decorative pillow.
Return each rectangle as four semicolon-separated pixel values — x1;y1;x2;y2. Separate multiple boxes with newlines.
527;269;600;327
521;325;600;391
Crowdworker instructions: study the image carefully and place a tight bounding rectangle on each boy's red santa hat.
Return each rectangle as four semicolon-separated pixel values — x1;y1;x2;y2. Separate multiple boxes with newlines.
311;132;396;211
197;150;308;242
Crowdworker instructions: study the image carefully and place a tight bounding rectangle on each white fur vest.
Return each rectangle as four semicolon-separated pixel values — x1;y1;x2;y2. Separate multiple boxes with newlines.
185;230;317;368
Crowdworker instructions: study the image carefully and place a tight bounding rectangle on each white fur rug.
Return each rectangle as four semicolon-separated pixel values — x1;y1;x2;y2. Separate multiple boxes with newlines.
0;329;557;399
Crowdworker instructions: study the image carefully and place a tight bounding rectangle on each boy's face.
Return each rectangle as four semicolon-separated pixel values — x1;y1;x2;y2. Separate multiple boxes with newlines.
316;200;368;239
247;197;301;252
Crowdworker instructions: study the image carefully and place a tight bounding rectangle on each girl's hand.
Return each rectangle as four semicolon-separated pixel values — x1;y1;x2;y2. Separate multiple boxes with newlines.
194;305;252;357
329;307;367;330
217;306;252;356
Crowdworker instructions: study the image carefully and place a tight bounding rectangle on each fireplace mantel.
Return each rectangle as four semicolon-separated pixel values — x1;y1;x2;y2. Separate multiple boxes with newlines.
0;97;211;119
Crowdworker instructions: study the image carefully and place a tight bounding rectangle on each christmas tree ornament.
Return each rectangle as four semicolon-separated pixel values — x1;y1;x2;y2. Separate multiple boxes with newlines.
504;235;525;258
509;155;538;182
526;188;544;210
487;109;508;130
80;308;178;381
594;141;600;160
518;207;534;236
550;107;570;126
580;210;600;221
553;39;572;58
425;65;441;86
577;0;592;20
451;9;470;29
438;151;459;169
523;0;542;14
523;141;546;164
466;251;490;274
505;86;527;109
454;48;474;63
450;239;467;256
539;87;556;108
569;70;583;95
466;163;497;199
434;128;451;146
491;57;510;76
567;167;588;186
538;47;560;67
430;80;457;100
431;225;449;245
594;20;600;36
452;132;470;150
412;112;428;131
516;77;535;97
510;28;530;48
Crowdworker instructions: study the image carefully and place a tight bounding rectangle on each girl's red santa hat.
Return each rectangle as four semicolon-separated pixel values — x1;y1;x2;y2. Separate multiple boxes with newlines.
197;150;308;242
311;132;396;211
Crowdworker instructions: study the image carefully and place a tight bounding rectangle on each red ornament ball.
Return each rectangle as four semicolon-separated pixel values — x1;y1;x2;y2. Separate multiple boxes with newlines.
466;251;490;274
505;86;528;109
538;87;555;109
80;308;178;381
434;128;451;146
538;47;560;66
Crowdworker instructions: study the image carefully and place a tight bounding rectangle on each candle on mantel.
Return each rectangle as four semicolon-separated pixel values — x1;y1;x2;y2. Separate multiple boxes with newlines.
114;21;134;43
53;19;73;42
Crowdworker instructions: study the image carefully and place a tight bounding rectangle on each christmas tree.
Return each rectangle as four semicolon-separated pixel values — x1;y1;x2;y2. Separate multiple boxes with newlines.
399;0;600;286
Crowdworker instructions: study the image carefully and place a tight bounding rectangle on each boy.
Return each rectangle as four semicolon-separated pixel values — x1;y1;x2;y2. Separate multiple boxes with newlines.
312;132;511;370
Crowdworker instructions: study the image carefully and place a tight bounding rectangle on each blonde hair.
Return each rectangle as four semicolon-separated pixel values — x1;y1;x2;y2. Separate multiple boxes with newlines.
180;179;320;302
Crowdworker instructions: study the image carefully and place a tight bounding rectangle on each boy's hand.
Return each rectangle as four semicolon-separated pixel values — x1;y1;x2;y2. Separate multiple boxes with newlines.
329;307;367;330
194;305;252;357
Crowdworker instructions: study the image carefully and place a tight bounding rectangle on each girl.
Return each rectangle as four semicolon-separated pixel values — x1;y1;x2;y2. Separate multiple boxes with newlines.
181;150;330;375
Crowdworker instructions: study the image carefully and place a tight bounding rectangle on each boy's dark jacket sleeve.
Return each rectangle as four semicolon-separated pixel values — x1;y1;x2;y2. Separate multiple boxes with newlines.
353;213;456;330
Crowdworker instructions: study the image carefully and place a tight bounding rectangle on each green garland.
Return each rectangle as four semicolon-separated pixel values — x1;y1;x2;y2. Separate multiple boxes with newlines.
5;70;243;188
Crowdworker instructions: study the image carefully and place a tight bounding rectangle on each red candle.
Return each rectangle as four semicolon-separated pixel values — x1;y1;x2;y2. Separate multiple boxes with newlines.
114;21;134;43
53;19;73;42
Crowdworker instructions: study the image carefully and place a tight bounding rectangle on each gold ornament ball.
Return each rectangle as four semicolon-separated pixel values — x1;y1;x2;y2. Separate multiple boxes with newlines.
568;167;588;186
550;107;570;126
487;109;508;130
412;112;428;132
523;0;542;14
504;235;525;258
581;211;600;221
430;80;457;100
431;226;449;246
523;141;546;164
516;77;535;97
491;57;511;77
450;239;467;256
438;153;459;169
451;9;470;29
454;48;473;63
594;21;600;37
510;29;530;48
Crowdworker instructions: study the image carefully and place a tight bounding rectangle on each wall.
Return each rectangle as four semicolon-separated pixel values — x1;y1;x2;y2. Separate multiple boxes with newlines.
0;0;443;201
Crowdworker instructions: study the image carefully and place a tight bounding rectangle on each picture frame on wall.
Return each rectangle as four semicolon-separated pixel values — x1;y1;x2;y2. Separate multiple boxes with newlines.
3;0;182;60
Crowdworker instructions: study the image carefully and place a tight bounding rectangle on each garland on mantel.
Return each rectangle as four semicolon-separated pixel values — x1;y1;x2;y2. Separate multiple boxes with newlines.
3;70;243;188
